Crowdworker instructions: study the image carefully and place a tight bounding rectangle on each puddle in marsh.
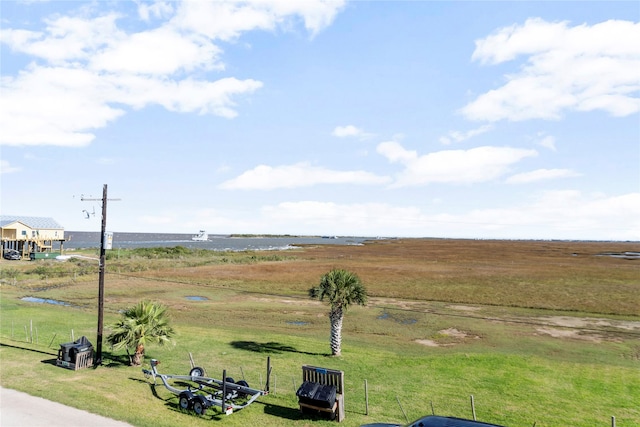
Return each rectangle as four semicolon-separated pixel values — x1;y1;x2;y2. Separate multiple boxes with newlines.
21;297;72;306
286;321;309;326
596;251;640;260
377;311;417;325
185;296;209;301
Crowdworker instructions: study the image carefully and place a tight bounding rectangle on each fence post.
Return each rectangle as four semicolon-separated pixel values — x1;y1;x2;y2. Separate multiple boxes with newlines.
470;395;476;421
48;333;57;349
612;416;616;427
365;380;369;415
265;356;271;392
396;396;409;423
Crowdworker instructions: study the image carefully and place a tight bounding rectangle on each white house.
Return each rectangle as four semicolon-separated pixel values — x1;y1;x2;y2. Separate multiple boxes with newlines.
0;215;65;259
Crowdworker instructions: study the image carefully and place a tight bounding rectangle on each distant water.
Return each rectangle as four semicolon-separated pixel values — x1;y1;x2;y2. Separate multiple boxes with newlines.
21;297;71;306
63;231;370;251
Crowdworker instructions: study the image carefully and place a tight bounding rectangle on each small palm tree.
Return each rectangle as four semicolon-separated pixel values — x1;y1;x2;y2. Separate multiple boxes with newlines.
106;300;175;366
309;268;367;356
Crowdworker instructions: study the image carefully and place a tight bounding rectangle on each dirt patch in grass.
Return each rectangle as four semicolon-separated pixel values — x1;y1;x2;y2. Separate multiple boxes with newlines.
416;327;480;347
539;316;640;331
439;327;472;339
535;327;606;343
447;304;482;312
248;296;318;306
369;297;426;310
415;339;441;347
533;316;640;343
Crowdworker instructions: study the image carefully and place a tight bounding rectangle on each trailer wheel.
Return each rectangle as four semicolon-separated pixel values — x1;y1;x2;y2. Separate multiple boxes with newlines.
189;367;205;377
236;380;249;397
192;396;208;416
178;392;192;410
179;395;191;410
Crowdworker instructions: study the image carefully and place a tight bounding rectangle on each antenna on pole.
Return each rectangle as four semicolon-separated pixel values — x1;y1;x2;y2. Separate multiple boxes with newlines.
81;184;121;367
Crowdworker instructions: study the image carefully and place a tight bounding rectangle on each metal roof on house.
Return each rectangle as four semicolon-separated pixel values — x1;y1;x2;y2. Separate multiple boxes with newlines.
0;215;64;229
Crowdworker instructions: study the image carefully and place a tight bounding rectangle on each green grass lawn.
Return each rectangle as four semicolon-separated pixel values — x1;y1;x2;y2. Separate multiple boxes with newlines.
1;240;639;426
1;294;638;426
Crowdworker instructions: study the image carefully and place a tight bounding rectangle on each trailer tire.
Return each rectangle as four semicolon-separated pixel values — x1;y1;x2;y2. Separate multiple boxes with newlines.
179;391;193;410
189;367;206;377
235;380;249;397
193;396;208;416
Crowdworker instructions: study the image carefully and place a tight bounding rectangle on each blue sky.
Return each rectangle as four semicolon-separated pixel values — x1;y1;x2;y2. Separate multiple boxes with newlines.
1;1;639;240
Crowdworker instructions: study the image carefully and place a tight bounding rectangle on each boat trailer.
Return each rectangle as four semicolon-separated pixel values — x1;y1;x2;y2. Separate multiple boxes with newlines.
142;359;268;416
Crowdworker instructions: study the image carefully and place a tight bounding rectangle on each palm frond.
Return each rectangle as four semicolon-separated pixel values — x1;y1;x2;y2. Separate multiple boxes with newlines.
106;300;175;355
311;268;367;310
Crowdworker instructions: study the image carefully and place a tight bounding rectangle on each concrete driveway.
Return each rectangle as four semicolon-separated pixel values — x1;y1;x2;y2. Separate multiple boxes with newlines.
0;387;133;427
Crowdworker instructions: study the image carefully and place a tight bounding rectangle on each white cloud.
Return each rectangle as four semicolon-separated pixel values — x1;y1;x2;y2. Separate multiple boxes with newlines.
255;191;640;240
0;0;344;147
0;66;125;147
332;125;374;139
261;201;423;231
218;162;390;190
377;141;538;186
462;19;640;121
376;140;417;163
537;135;556;151
279;0;347;35
137;1;174;21
0;160;21;174
0;14;122;65
0;64;264;146
435;191;640;240
332;125;359;137
506;168;581;184
90;27;223;75
439;124;494;145
513;190;640;239
170;0;346;40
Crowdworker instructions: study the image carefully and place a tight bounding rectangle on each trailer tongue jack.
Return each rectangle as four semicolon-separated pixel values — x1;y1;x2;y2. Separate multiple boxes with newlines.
142;358;269;416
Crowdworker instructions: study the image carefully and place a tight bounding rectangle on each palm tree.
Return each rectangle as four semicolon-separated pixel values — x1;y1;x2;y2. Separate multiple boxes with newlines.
106;300;175;366
309;268;367;356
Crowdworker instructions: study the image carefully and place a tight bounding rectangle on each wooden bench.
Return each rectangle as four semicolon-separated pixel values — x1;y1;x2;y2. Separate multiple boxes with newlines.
299;365;345;422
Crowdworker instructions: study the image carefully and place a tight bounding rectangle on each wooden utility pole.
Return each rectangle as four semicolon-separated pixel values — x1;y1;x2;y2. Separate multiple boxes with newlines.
82;184;120;366
96;184;108;366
